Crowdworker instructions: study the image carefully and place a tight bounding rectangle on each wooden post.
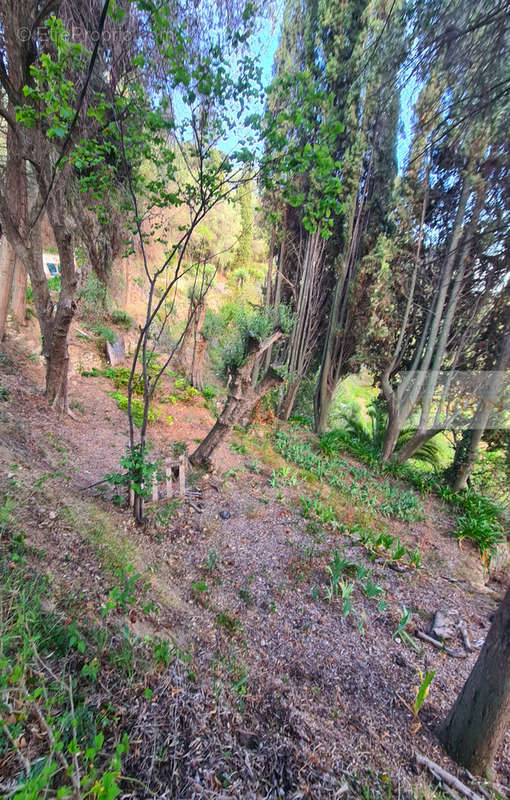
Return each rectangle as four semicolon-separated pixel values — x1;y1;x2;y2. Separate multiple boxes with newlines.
165;463;173;498
129;484;134;507
179;454;186;496
152;472;158;503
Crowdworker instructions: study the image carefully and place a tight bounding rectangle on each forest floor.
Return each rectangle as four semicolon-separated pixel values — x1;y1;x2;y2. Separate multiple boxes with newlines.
1;322;509;800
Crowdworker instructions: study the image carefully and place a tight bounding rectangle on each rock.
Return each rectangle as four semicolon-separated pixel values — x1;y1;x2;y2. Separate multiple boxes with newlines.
430;609;459;640
219;510;231;520
105;337;125;366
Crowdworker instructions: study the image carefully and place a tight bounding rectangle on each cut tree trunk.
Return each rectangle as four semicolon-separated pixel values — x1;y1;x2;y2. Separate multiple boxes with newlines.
191;331;283;468
438;584;510;774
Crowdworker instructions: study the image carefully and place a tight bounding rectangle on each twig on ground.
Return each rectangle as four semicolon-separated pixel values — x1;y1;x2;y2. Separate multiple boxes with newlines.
416;753;484;800
415;630;467;658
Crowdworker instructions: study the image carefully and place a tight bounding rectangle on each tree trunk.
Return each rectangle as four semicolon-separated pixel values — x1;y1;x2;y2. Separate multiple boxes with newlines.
381;409;403;463
42;212;78;413
189;301;206;389
278;378;302;421
191;331;283;468
392;427;441;465
0;99;27;335
438;584;510;774
0;237;15;339
452;333;510;490
11;257;27;324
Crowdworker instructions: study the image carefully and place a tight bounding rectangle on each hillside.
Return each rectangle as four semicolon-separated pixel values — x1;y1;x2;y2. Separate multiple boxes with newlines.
1;327;508;799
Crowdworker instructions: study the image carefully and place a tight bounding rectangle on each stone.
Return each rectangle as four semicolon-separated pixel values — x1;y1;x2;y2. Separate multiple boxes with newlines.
431;609;459;640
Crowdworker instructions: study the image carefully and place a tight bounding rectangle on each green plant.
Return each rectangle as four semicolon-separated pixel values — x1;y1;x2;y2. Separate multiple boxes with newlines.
216;611;244;637
238;587;254;606
0;385;9;402
191;578;209;594
90;323;116;344
111;309;134;328
413;669;436;716
171;440;188;457
204;550;219;572
363;577;384;599
202;385;216;401
47;274;61;292
0;519;134;799
109;391;158;428
105;443;159;499
70;399;85;414
102;566;142;616
153;637;171;668
393;607;421;652
78;271;112;318
454;509;504;566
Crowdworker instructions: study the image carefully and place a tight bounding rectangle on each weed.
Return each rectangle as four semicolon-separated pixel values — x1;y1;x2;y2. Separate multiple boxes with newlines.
393;607;421;652
413;669;435;716
153;637;171;667
109;391;159;427
238;587;254;606
70;399;85;414
0;385;9;402
191;578;209;594
171;440;188;457
454;513;503;566
102;566;142;617
231;441;248;454
203;550;219;572
363;577;384;599
202;385;216;401
216;611;244;637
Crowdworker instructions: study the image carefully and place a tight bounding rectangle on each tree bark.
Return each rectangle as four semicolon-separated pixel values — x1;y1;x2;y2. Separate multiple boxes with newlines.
191;331;283;467
438;584;510;774
0;236;15;339
189;301;207;390
11;257;27;324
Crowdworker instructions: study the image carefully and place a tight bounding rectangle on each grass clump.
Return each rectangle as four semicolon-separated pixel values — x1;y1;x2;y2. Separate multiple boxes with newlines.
111;309;134;328
90;323;116;344
0;497;132;798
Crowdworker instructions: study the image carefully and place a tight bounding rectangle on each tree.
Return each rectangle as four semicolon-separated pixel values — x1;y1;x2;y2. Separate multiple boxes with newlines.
438;583;510;773
101;8;269;523
191;328;285;468
232;172;254;273
0;1;134;410
313;0;403;433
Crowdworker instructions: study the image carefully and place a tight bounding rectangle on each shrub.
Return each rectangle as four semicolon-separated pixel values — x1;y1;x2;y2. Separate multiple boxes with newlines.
78;272;112;318
111;309;134;328
109;391;159;428
90;323;116;344
47;274;61;292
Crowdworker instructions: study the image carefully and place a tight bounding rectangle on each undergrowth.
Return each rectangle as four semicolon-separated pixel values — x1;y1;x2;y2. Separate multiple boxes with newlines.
312;423;505;565
274;428;425;523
